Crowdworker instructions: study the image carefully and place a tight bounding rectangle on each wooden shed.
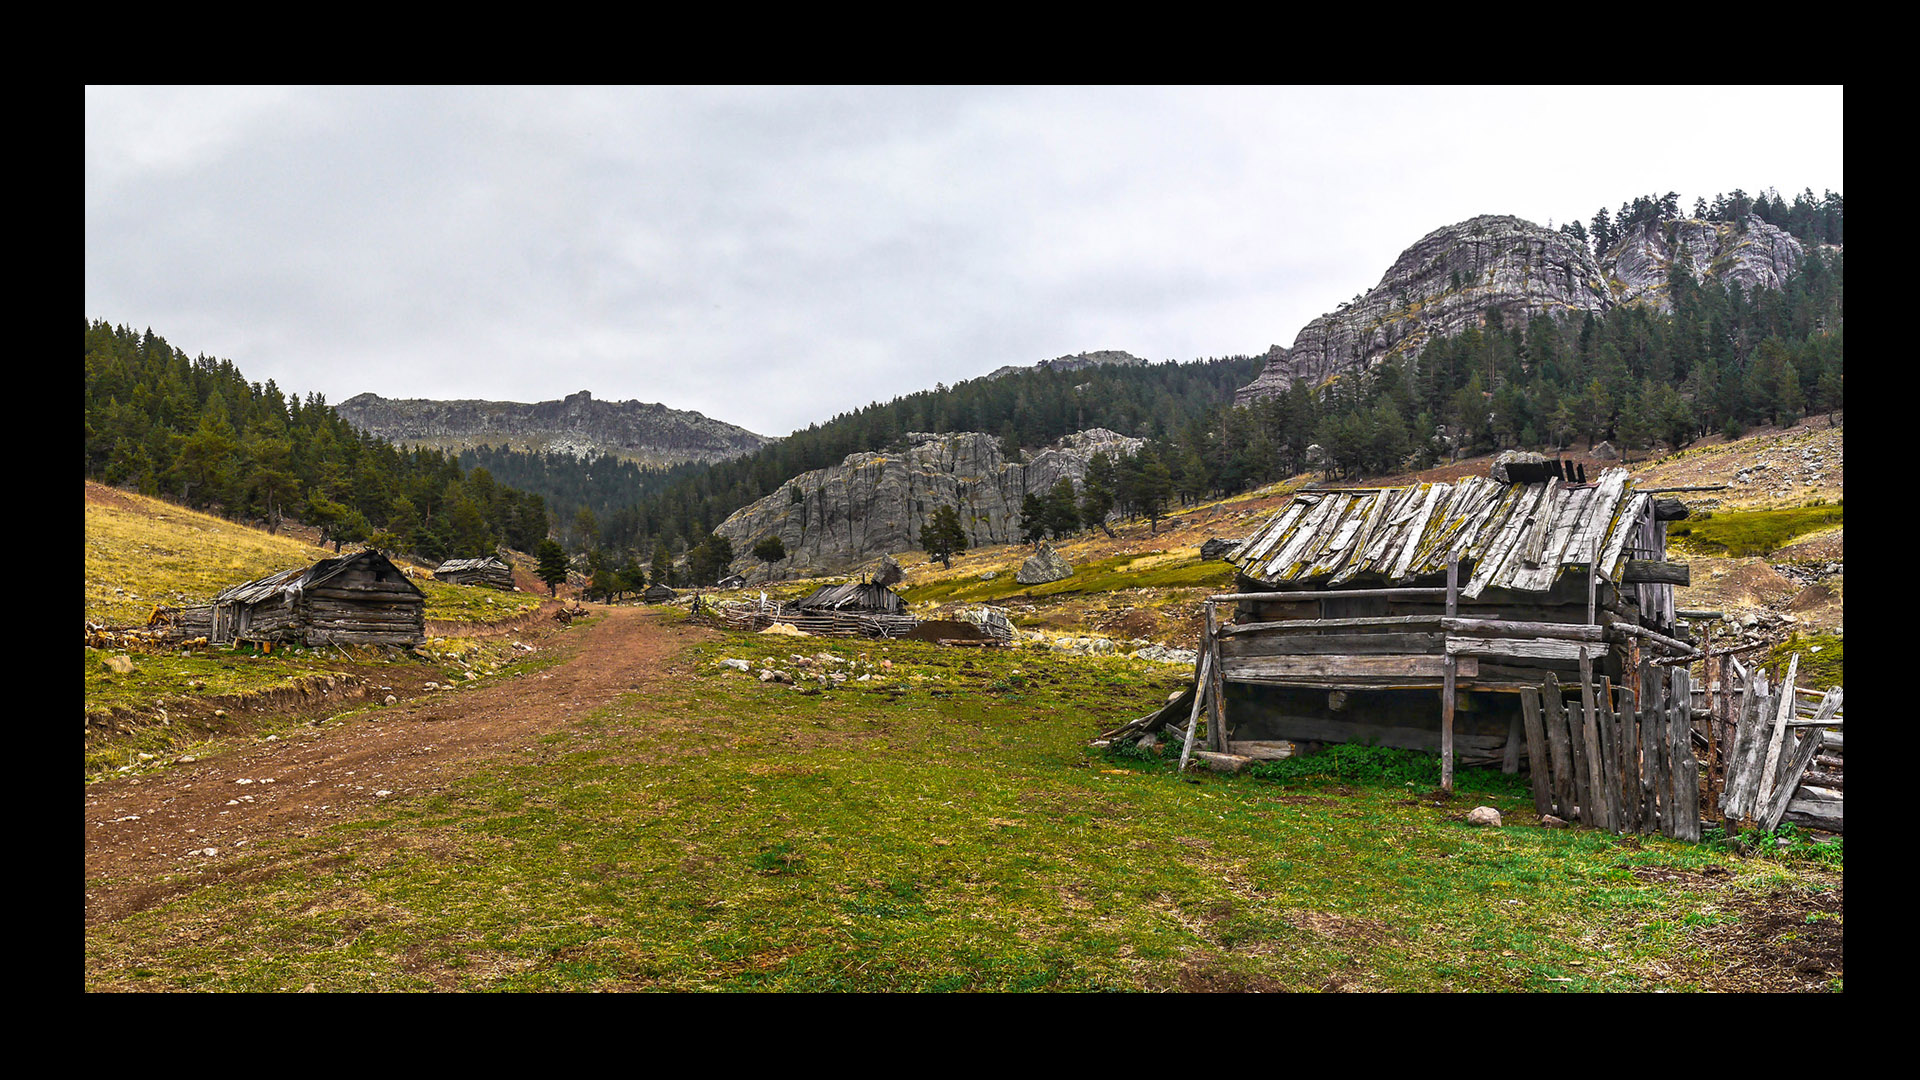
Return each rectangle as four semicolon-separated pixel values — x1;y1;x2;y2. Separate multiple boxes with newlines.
1106;464;1715;838
433;556;515;590
209;550;426;648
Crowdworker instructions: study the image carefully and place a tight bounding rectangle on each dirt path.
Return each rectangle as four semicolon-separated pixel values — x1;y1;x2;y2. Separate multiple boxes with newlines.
85;605;706;927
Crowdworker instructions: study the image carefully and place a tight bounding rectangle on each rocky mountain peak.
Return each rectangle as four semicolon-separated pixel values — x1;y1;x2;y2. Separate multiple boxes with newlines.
1235;211;1811;405
1236;215;1607;403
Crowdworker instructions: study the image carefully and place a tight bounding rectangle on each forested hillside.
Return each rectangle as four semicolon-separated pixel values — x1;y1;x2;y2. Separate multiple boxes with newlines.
83;321;550;565
471;355;1266;555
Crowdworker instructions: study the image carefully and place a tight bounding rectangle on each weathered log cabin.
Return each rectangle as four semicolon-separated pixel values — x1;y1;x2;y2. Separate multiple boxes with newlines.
1109;464;1701;804
433;556;515;590
208;550;426;648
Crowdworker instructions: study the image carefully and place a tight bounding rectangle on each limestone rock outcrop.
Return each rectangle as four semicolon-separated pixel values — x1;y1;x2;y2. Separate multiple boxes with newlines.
1235;213;1807;405
1601;217;1803;311
715;429;1143;577
1237;216;1610;403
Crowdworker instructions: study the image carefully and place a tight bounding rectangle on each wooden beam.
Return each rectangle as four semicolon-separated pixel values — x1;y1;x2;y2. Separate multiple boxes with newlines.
1208;589;1448;604
1220;654;1475;679
1177;650;1211;773
1442;557;1458;793
1621;559;1690;586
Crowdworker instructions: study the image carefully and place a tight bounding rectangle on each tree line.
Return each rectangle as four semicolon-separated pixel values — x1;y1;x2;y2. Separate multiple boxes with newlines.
84;320;550;565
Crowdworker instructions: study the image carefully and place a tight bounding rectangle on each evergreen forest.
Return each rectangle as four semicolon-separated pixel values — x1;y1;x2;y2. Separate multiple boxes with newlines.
83;320;551;566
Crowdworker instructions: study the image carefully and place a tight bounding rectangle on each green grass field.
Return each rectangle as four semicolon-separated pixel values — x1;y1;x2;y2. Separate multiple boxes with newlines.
1667;504;1842;558
84;630;1840;992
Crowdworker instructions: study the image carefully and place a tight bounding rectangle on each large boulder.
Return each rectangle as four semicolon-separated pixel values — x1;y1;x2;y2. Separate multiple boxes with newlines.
1016;543;1074;585
872;554;903;587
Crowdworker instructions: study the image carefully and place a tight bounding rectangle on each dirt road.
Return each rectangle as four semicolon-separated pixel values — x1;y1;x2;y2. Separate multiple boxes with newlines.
85;605;703;927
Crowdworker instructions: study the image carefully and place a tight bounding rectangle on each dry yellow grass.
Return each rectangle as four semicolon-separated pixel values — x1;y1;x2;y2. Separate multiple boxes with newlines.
85;482;335;627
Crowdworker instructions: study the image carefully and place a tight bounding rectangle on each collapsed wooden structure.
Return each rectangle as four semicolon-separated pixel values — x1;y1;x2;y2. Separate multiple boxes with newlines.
696;582;921;639
793;581;909;616
433;556;515;590
1705;652;1844;833
187;550;426;648
1103;466;1728;835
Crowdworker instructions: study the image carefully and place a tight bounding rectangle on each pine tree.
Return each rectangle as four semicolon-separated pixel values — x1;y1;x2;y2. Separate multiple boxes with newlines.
920;504;968;569
537;539;569;597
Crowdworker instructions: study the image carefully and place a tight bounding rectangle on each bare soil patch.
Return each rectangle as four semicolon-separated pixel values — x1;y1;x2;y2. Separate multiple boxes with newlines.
85;605;708;927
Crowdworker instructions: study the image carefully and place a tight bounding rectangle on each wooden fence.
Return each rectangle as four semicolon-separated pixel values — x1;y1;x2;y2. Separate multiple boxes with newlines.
1518;666;1700;840
1704;652;1844;833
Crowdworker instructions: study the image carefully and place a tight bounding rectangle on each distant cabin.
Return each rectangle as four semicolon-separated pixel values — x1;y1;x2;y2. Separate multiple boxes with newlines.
434;556;515;590
208;550;426;648
793;581;907;616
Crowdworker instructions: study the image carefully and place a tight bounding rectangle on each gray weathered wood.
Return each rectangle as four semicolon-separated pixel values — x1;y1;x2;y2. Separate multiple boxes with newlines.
1520;688;1552;814
1621;559;1689;586
1669;667;1701;841
1758;725;1825;832
1220;654;1474;680
1536;672;1566;814
1176;649;1212;773
1572;647;1599;828
1757;654;1800;812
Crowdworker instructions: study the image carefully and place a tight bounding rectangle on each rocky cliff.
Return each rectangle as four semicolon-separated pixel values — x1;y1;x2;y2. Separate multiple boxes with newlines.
1235;213;1807;404
335;390;772;467
1237;216;1610;403
984;350;1149;381
715;428;1144;579
1601;216;1803;311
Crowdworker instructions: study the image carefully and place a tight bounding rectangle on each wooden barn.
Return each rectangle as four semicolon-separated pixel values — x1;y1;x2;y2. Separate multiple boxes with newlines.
1106;463;1720;838
434;556;515;590
208;550;426;648
794;581;908;616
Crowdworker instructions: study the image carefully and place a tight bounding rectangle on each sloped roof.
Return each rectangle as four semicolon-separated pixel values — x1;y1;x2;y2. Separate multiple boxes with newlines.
434;556;508;574
1230;468;1648;597
794;581;907;614
215;550;425;605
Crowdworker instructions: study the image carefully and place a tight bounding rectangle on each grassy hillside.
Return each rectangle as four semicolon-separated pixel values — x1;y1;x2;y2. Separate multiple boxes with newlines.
85;481;548;773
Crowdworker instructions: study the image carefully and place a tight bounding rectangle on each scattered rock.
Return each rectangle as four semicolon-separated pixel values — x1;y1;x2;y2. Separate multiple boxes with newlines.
1589;441;1618;460
719;658;751;672
1016;543;1075;585
1540;814;1569;828
1466;806;1503;827
105;655;135;674
872;554;904;587
1200;538;1243;560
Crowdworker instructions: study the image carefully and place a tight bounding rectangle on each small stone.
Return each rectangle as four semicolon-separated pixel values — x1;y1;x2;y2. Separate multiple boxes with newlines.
720;658;751;672
1466;806;1503;827
384;695;398;705
1540;814;1569;828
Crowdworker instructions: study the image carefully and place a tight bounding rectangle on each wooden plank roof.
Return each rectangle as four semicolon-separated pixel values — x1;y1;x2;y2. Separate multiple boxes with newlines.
794;581;907;614
1229;468;1648;595
434;557;508;574
215;550;425;605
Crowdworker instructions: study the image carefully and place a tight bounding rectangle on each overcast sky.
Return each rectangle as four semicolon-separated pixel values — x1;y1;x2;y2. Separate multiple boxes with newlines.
86;85;1844;438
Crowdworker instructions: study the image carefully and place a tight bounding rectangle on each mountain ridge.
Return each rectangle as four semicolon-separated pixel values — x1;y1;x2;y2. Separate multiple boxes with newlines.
335;389;773;468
